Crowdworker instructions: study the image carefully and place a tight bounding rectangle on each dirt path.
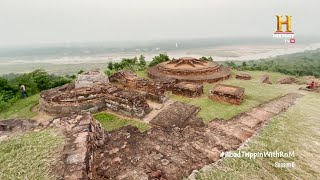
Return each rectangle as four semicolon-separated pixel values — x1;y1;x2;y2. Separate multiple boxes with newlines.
93;93;302;180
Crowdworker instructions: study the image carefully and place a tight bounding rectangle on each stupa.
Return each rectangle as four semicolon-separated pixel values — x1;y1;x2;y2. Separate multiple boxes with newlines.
148;57;231;83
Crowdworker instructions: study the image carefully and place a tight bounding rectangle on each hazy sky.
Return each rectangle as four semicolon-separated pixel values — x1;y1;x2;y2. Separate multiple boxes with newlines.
0;0;319;46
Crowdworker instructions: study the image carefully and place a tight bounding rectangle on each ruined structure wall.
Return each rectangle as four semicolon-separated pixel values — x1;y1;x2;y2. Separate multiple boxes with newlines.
40;85;152;118
157;65;221;76
147;67;232;83
209;93;244;105
109;71;171;103
44;113;105;180
171;82;204;98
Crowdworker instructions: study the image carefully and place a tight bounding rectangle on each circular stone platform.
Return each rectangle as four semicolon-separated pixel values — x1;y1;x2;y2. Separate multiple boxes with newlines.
148;57;232;83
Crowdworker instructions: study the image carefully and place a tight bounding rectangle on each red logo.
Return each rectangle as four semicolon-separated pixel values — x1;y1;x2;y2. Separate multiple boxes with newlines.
290;38;295;43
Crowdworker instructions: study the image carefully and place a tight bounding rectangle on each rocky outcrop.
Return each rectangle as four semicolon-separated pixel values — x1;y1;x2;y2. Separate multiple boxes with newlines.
209;84;245;105
236;73;252;80
43;113;105;180
260;74;272;84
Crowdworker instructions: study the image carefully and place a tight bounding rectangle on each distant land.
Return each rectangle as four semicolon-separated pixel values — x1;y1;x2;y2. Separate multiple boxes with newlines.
1;37;320;75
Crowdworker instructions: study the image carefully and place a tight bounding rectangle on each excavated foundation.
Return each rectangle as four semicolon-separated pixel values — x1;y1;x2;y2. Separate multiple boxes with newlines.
92;93;302;180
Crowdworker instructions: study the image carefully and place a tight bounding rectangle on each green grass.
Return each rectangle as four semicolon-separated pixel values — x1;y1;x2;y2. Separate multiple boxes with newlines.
94;112;150;132
0;94;40;119
0;130;64;180
196;93;320;180
170;71;301;122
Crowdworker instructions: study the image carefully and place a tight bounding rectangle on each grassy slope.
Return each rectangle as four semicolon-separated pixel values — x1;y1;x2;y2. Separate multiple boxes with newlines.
0;94;39;119
0;130;64;180
94;112;150;132
171;71;301;123
196;92;320;179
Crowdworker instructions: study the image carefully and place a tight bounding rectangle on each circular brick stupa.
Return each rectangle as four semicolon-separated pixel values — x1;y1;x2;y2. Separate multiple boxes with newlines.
148;57;231;83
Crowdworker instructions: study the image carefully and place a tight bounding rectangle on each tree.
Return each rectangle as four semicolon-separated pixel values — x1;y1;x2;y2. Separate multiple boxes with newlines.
200;57;208;61
113;62;121;70
107;62;114;70
139;55;146;68
78;70;84;74
149;53;170;67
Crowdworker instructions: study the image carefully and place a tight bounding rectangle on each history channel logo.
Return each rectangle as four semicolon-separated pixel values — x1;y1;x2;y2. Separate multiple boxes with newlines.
273;15;295;44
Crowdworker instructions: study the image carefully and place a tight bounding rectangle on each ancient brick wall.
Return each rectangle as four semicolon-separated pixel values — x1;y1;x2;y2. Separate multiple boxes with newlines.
109;71;173;103
236;73;252;80
172;82;204;97
209;84;245;105
43;113;104;180
156;65;221;76
40;84;151;118
209;93;243;105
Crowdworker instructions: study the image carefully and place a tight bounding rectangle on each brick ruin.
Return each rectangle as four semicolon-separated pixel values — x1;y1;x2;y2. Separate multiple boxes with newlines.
148;57;232;83
172;82;204;97
41;113;105;180
260;74;272;84
110;70;204;99
39;70;151;118
109;71;174;103
9;66;306;179
236;73;252;80
277;77;296;84
209;84;245;105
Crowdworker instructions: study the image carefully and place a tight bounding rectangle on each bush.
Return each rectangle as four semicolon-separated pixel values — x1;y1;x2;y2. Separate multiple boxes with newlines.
148;53;170;67
0;69;72;113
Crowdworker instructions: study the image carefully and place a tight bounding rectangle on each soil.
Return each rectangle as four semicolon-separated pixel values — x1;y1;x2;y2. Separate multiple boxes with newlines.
93;93;302;180
0;119;40;141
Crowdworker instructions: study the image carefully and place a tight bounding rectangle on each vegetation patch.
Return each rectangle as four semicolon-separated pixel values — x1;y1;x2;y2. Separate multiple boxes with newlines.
0;69;72;113
94;112;150;132
0;94;40;119
0;130;64;180
224;50;320;77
